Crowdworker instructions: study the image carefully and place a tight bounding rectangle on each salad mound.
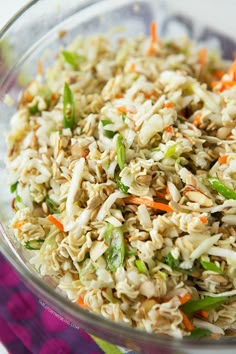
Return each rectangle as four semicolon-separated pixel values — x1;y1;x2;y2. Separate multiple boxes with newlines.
7;23;236;338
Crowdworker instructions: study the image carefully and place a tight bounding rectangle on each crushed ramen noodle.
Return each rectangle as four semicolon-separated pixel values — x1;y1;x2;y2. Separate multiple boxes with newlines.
7;23;236;338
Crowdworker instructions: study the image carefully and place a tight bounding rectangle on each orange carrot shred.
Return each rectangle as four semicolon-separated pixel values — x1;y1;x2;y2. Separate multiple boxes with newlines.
81;149;89;158
179;292;191;305
165;125;173;133
223;81;236;91
117;106;133;114
115;93;123;99
38;60;43;75
51;93;58;101
212;70;225;79
26;93;33;103
47;214;64;232
156;191;166;199
130;63;136;73
199;48;207;69
107;185;114;194
147;22;158;55
77;296;87;309
123;196;173;213
117;106;128;113
147;46;155;56
218;155;228;165
221;81;236;89
180;310;194;331
143;91;159;99
151;22;158;44
164;102;174;109
198;310;209;319
200;216;207;224
211;81;221;88
193;113;202;127
192;271;200;278
12;220;26;229
212;80;236;92
144;92;152;99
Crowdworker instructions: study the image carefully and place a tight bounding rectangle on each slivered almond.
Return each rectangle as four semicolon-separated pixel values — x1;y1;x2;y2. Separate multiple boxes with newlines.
184;185;213;207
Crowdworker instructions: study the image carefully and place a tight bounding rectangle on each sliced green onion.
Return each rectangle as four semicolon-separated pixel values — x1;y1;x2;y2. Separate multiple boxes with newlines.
62;51;86;69
125;247;137;257
39;88;53;104
104;224;125;272
164;143;178;158
101;119;112;126
114;175;128;194
10;182;18;193
166;252;180;269
180;47;189;55
121;112;126;122
14;195;25;211
181;296;226;315
105;130;116;138
45;196;60;214
188;329;212;339
164;41;173;48
151;146;161;152
15;195;22;203
200;259;223;274
29;104;39;115
208;177;236;200
101;120;116;138
135;259;148;274
166;252;200;278
63;83;75;130
25;239;44;250
176;157;183;165
116;134;126;170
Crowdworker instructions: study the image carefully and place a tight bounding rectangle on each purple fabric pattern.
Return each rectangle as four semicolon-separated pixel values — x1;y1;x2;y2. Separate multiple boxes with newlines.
0;253;104;354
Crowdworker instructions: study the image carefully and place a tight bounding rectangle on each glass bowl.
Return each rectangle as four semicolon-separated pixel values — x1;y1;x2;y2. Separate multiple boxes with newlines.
0;1;235;353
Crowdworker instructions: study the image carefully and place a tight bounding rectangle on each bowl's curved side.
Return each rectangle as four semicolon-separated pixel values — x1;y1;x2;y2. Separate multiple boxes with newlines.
1;222;235;354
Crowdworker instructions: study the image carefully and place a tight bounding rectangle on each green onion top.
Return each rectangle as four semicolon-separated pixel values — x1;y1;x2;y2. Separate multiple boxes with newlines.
104;224;125;272
62;51;86;69
135;259;148;274
181;296;226;315
116;134;126;170
208;177;236;200
25;239;44;250
45;196;60;214
200;258;223;274
63;83;75;130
